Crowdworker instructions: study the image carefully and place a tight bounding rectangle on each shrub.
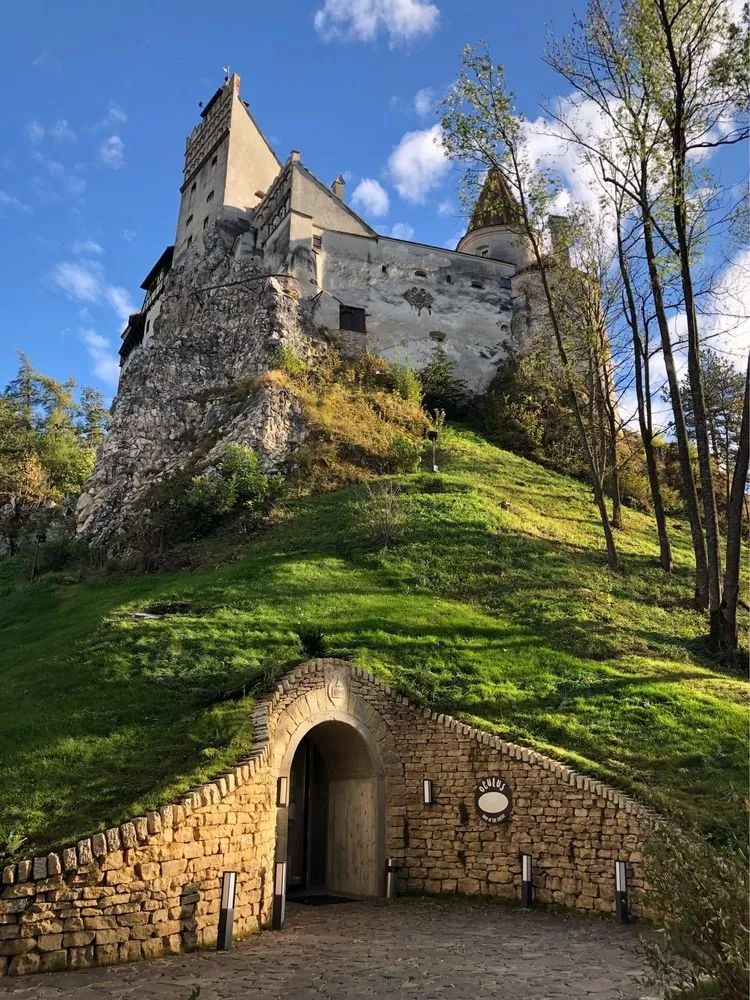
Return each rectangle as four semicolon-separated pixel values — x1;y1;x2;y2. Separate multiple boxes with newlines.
387;432;423;473
356;480;408;549
271;344;307;378
418;354;469;417
296;627;329;659
389;361;423;404
0;825;27;867
152;444;288;543
641;825;749;999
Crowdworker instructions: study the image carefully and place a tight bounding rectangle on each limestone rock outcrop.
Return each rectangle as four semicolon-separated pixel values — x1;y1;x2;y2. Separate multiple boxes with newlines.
76;227;318;551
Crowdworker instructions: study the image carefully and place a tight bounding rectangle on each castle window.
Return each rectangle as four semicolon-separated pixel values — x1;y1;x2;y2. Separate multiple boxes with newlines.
339;304;366;334
381;264;388;274
146;319;150;333
471;281;484;289
429;331;445;342
191;182;196;192
206;189;215;202
479;247;489;258
499;276;512;290
186;214;193;227
445;274;452;283
414;269;427;277
203;217;209;229
312;234;322;250
187;235;193;248
211;154;218;169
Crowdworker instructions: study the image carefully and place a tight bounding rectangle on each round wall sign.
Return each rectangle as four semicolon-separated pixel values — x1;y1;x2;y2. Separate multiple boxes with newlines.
474;776;513;824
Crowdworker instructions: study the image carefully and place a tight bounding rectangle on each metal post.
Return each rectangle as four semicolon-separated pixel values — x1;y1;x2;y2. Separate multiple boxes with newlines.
385;857;399;901
272;860;287;930
216;871;237;950
521;853;533;908
615;860;629;924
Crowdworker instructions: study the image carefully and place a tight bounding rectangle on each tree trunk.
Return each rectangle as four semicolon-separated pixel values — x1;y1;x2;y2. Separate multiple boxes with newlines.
720;356;749;649
641;198;708;605
615;215;672;571
656;0;724;633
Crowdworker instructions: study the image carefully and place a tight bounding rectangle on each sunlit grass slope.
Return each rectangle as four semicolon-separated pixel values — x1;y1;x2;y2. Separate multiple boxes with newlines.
0;425;746;858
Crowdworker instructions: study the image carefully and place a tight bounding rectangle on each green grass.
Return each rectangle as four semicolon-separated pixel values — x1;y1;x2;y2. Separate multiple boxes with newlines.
0;425;746;858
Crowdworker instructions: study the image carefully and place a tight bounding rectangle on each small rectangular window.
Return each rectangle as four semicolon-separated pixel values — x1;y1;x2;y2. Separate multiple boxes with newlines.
206;190;215;202
186;214;193;227
203;216;209;229
211;155;217;168
499;276;512;290
471;280;484;289
187;235;193;248
339;304;366;333
312;234;322;250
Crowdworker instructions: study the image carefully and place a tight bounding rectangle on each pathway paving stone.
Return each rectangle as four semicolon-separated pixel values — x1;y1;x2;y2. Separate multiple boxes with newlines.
0;898;658;999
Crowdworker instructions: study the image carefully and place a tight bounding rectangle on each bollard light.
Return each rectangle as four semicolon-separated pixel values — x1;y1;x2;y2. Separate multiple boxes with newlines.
272;860;287;930
615;860;629;924
521;853;533;909
385;857;399;902
216;870;237;951
422;778;434;805
276;775;289;808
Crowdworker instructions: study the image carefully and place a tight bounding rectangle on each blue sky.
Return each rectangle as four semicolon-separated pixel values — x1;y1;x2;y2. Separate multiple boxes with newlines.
1;0;746;404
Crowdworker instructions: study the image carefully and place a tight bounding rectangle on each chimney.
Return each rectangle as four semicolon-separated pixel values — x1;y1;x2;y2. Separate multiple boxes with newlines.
548;215;572;265
289;149;301;164
331;174;346;200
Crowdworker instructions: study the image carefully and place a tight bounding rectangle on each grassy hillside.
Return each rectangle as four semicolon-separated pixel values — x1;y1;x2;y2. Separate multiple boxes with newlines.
0;425;746;860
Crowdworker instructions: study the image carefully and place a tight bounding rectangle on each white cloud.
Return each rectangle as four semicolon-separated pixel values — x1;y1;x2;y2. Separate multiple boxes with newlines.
105;285;136;323
351;177;390;217
437;198;454;216
50;118;76;142
98;135;125;169
103;101;127;126
53;260;102;303
71;239;104;256
314;0;439;45
32;152;86;199
390;222;415;240
122;228;136;242
79;328;120;385
701;249;750;370
388;124;450;202
52;258;136;324
0;189;31;213
91;102;128;132
26;120;45;144
414;87;434;117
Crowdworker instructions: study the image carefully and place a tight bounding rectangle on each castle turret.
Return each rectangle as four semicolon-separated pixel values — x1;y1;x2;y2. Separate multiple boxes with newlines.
456;167;531;270
174;73;282;259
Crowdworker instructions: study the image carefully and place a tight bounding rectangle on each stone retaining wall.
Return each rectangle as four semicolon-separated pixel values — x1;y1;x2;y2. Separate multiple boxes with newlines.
0;659;653;977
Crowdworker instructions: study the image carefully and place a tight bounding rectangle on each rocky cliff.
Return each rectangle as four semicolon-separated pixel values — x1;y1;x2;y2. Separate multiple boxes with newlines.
76;227;320;552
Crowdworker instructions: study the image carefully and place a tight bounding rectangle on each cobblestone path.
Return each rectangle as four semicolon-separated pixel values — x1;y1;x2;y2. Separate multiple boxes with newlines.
0;898;657;999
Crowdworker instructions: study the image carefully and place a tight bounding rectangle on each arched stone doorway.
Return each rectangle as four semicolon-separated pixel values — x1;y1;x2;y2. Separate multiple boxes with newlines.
276;717;386;901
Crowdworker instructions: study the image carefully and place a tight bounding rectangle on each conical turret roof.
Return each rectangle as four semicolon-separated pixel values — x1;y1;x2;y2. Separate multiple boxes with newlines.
467;167;519;232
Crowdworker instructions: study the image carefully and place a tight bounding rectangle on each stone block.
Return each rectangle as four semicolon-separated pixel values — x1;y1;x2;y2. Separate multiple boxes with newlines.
68;945;95;970
62;931;96;947
39;949;68;972
7;952;39;976
36;934;63;952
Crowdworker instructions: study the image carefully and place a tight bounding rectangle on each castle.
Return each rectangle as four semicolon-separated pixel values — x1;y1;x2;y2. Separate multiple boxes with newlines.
78;73;577;547
119;73;564;392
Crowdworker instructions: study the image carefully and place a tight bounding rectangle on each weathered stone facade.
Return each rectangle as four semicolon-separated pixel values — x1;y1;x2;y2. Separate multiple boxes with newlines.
0;659;652;979
76;225;319;550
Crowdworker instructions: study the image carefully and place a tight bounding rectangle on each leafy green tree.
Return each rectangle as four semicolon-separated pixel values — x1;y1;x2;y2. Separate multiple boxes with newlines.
0;357;107;551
